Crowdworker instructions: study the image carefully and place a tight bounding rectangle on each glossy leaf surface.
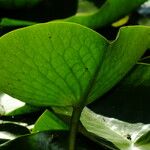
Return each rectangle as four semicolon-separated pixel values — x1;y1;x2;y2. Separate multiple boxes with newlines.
0;22;107;106
30;108;150;150
135;131;150;149
0;22;149;107
87;26;150;103
0;18;35;27
33;110;68;132
81;108;150;150
0;0;147;29
90;62;150;122
65;0;147;28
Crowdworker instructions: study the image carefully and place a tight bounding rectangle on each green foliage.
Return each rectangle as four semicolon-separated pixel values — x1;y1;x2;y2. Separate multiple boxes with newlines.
81;108;150;150
0;22;107;107
0;0;147;29
0;0;41;9
9;106;150;150
0;1;150;150
135;131;150;149
0;18;35;27
65;0;147;28
33;110;68;132
0;21;150;150
0;22;149;108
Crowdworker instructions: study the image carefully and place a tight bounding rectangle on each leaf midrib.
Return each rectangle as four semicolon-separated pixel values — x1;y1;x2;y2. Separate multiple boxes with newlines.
77;45;107;108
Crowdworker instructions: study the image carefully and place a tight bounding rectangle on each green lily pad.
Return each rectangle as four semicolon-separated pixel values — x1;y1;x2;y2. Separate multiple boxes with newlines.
81;107;150;150
0;22;149;108
33;110;69;133
0;0;41;9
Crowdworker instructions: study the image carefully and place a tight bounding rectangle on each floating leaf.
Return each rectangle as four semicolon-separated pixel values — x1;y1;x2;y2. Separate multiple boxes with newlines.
0;22;107;107
90;63;150;122
81;107;150;150
32;107;150;150
87;26;150;104
77;0;99;14
0;0;41;9
0;0;147;29
0;22;149;108
135;130;150;149
32;108;119;149
0;18;35;27
33;110;68;133
65;0;147;28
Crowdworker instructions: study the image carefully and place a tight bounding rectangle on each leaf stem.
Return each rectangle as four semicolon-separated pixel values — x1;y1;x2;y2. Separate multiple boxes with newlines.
69;106;83;150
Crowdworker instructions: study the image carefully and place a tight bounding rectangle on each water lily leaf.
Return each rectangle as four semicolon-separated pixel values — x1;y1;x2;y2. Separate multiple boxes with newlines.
0;0;147;29
135;130;150;149
77;0;99;14
0;22;107;107
32;107;150;150
0;18;35;27
87;26;150;104
112;16;129;27
65;0;147;28
53;62;150;123
0;0;41;9
32;108;119;149
0;22;149;107
33;110;69;133
90;62;150;123
81;107;150;150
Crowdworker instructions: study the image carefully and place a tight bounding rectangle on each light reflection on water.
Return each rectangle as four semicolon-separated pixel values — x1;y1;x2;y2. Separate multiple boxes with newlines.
0;94;25;115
